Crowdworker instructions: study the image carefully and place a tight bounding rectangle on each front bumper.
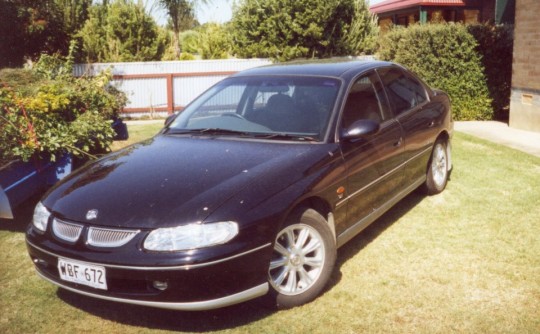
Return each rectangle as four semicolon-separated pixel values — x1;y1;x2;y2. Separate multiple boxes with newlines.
36;270;268;311
26;237;272;310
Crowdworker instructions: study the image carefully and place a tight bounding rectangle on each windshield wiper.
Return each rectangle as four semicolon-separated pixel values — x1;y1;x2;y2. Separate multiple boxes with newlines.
254;133;319;142
164;128;318;141
165;128;254;137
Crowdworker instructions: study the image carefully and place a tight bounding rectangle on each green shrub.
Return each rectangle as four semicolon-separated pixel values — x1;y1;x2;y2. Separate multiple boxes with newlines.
230;0;377;61
467;24;513;120
0;54;126;165
180;30;200;54
179;52;196;61
378;23;493;121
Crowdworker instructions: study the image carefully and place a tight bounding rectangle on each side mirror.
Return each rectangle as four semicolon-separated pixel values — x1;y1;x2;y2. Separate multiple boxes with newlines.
341;119;380;141
164;113;177;126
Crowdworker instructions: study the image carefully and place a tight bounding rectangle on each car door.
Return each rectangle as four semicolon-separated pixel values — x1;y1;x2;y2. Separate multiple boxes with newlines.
337;71;405;239
377;66;441;184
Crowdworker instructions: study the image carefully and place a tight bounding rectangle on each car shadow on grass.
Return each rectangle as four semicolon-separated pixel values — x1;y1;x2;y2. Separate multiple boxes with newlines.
328;190;425;288
57;288;275;332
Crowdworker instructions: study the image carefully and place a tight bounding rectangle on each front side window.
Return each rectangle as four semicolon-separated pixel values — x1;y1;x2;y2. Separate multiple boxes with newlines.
377;67;427;115
169;76;341;141
341;72;388;130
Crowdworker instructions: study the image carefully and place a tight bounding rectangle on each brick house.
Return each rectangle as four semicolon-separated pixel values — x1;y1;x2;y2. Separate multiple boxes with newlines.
371;0;540;133
510;0;540;132
370;0;515;31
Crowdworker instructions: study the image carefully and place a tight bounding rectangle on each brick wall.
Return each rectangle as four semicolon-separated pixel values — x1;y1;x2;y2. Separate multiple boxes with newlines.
510;0;540;132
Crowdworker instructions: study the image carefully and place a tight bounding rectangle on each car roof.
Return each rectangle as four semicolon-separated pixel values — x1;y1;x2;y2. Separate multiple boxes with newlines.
232;59;394;78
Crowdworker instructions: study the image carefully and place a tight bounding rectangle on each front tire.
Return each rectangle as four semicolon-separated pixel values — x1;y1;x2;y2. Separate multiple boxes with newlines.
267;207;336;309
424;139;449;195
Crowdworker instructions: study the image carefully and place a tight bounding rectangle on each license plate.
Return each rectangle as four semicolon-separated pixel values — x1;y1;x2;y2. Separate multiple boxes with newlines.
58;258;107;290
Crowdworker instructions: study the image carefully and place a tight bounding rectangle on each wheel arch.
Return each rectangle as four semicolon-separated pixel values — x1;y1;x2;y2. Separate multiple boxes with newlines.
290;196;336;242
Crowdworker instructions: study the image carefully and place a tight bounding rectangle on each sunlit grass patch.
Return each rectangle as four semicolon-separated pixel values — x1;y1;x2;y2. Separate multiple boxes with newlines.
109;121;163;152
1;130;539;334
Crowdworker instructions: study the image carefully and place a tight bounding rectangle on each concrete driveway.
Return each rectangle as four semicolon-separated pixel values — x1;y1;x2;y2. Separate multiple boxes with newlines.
454;121;540;158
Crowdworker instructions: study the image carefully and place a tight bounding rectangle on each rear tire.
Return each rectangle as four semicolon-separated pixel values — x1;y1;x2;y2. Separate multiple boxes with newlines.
267;207;336;309
424;139;449;195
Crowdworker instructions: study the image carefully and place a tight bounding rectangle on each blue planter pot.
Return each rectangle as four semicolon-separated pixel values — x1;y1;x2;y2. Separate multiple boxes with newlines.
0;155;72;219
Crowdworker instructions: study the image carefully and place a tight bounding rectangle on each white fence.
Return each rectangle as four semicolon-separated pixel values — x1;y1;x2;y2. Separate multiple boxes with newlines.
74;59;272;117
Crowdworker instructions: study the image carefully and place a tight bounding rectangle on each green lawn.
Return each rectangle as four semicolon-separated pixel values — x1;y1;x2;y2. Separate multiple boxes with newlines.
109;121;163;151
1;127;539;334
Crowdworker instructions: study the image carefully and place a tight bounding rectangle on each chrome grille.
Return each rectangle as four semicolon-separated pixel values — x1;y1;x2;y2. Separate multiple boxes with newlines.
52;219;83;243
87;227;140;247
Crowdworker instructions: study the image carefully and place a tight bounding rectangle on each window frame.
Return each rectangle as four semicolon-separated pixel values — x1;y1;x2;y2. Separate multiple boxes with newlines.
376;66;431;117
339;70;393;131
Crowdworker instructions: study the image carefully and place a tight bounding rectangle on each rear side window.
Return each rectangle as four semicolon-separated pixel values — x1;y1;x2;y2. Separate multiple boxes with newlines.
377;67;427;115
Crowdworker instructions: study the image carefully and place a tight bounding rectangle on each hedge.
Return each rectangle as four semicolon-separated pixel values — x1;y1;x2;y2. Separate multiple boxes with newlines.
378;23;493;121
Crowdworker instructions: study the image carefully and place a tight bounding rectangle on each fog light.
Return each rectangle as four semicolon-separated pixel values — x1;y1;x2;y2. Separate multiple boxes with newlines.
33;258;47;266
153;281;168;291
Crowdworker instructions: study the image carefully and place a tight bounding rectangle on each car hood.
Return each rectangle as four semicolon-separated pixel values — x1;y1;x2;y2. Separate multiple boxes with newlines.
43;135;325;229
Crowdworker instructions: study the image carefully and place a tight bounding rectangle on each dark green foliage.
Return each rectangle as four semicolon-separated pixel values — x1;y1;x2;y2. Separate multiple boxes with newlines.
230;0;378;61
0;1;27;68
0;0;69;68
467;24;514;120
55;0;92;36
379;24;492;120
78;0;166;62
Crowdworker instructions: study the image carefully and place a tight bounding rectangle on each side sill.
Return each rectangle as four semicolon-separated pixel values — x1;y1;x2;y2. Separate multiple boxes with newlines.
36;270;269;311
336;176;426;248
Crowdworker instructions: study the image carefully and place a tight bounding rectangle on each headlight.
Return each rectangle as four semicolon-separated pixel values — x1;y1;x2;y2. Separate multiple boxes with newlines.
143;222;239;251
33;202;51;233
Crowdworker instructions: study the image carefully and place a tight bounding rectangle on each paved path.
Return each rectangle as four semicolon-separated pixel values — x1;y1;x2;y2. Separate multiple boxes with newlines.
455;121;540;158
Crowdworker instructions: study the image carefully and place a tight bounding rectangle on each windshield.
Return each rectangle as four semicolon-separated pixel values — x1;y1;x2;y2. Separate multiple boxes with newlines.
168;76;341;141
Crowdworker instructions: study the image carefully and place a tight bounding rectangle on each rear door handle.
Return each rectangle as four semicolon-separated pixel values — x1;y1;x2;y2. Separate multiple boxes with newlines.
394;137;403;147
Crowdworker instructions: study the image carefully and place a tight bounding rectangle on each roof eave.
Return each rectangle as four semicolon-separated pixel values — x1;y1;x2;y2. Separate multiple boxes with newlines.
370;0;466;15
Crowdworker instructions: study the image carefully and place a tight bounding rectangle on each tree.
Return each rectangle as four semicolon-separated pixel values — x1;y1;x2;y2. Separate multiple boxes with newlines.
197;23;231;59
180;30;199;54
0;0;68;68
345;0;379;55
158;0;205;59
77;4;108;62
78;0;166;62
54;0;93;36
0;1;26;68
230;0;377;61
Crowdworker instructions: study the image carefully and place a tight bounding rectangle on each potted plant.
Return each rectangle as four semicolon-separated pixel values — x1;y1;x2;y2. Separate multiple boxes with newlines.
0;54;127;218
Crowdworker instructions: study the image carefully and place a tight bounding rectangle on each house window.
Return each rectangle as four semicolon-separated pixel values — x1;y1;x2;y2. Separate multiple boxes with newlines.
430;10;445;23
464;9;480;23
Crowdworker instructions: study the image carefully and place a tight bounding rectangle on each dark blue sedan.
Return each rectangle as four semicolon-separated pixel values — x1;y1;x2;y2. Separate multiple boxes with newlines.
26;60;453;310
